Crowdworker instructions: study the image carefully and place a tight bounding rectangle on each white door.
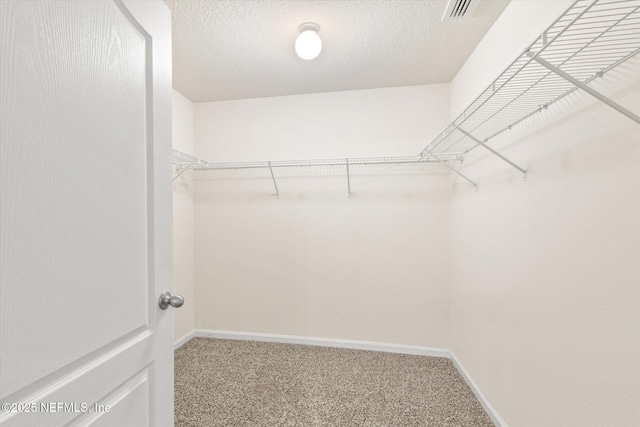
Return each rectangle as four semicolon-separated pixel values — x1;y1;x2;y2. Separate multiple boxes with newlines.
0;1;174;425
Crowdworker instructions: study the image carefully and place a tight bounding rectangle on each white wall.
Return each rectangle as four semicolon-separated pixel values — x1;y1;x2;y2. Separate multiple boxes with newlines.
193;85;454;347
449;1;640;426
172;90;196;341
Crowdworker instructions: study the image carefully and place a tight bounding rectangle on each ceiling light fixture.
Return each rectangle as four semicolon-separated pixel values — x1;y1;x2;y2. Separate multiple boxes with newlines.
295;23;322;60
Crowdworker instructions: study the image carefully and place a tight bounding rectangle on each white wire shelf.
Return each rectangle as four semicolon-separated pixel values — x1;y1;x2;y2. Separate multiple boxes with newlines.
421;0;640;173
172;149;469;194
172;149;464;171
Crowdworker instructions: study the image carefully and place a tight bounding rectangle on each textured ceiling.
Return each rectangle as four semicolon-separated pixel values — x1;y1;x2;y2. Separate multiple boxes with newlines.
166;0;510;102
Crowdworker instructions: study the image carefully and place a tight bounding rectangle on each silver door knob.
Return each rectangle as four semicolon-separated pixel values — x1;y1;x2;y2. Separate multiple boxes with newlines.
158;291;184;310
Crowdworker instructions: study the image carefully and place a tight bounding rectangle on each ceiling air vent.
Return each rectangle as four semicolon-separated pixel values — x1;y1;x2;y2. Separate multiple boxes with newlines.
442;0;479;21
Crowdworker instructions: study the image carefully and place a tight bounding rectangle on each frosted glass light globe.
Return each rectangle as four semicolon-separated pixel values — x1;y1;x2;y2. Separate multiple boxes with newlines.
295;24;322;60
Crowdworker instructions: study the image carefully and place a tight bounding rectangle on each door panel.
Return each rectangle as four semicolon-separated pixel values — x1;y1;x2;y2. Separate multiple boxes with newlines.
1;332;152;426
69;369;150;427
0;1;173;425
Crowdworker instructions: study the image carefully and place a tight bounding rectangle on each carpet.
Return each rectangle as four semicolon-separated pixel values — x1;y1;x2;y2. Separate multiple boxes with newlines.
175;337;494;426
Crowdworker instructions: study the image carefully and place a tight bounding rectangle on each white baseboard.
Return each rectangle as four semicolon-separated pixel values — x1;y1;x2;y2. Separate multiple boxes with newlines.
174;330;196;350
450;351;507;427
179;329;505;426
193;329;450;358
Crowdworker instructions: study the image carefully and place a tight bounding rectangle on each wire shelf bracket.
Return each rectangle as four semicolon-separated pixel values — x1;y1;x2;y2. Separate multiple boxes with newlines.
457;126;527;179
346;158;351;196
427;152;479;190
267;161;279;196
172;167;189;182
527;52;640;125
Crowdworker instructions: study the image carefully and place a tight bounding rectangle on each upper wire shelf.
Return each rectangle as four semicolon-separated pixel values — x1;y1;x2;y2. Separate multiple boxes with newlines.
421;0;640;161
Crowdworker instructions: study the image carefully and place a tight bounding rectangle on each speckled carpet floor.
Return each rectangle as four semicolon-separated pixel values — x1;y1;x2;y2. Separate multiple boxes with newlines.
174;338;494;426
